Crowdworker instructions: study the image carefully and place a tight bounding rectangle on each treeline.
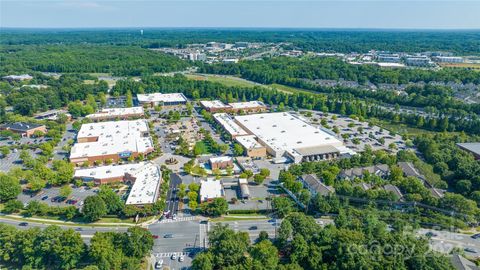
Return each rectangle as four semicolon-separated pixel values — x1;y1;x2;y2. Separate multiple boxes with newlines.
112;75;480;135
2;29;480;54
415;133;480;205
0;224;153;270
0;44;189;76
200;57;480;85
199;57;480;114
192;212;454;270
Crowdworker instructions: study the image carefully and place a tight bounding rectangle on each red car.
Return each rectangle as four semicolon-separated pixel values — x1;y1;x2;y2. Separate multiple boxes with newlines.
152;235;159;239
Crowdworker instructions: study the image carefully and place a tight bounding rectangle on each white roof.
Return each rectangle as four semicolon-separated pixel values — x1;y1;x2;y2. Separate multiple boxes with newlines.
235;135;263;150
377;62;406;68
74;162;162;205
74;163;144;180
86;107;144;119
200;178;224;201
70;120;153;159
229;101;265;109
125;162;162;205
209;156;232;163
200;100;231;109
137;93;187;103
235;112;343;157
213;113;249;137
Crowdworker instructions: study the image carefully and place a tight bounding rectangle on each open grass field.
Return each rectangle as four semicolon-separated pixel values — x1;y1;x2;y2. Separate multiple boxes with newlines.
185;73;263;88
438;62;480;70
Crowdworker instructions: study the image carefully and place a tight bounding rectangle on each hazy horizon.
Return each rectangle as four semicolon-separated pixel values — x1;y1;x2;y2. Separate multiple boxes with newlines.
1;1;480;29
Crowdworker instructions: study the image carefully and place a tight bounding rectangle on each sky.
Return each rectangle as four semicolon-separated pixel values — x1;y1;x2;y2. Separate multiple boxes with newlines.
1;0;480;29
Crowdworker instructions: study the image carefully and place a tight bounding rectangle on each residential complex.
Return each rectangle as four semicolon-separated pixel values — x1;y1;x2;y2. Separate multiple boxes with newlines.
137;93;188;107
69;120;154;165
86;107;144;121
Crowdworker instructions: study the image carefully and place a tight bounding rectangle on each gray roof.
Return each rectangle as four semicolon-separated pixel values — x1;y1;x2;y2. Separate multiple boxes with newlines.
301;174;335;196
353;182;373;191
450;254;480;270
457;143;480;156
294;145;340;156
397;162;425;180
339;164;390;179
1;122;44;132
384;184;403;200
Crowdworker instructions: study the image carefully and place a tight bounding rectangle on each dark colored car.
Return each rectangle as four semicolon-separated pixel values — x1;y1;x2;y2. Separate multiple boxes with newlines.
163;234;174;238
249;226;258;230
41;195;49;200
19;222;28;226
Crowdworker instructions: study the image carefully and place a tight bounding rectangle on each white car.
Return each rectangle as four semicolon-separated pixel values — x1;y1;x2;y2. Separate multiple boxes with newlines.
155;259;164;269
171;254;177;260
179;255;185;262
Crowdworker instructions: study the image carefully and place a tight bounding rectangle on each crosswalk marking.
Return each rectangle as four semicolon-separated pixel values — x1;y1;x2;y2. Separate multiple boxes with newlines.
155;252;190;258
158;216;197;223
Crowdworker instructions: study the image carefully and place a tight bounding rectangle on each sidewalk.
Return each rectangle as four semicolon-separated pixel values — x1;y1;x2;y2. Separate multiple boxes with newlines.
0;213;158;228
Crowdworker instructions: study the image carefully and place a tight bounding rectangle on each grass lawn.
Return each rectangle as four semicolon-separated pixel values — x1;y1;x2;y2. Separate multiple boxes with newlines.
186;74;262;88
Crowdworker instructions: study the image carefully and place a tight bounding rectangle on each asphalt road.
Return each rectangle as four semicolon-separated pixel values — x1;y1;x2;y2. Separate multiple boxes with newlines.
418;228;480;257
165;173;182;215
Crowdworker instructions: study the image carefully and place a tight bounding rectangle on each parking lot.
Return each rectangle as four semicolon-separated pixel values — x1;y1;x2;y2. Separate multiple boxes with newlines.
295;110;409;153
0;149;39;172
17;185;98;208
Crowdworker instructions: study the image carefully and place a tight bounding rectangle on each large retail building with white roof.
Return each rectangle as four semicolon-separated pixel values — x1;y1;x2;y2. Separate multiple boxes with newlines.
69;119;154;165
214;111;348;163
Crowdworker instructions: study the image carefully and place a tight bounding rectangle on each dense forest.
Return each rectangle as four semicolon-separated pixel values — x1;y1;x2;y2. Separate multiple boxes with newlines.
2;29;480;54
0;45;189;76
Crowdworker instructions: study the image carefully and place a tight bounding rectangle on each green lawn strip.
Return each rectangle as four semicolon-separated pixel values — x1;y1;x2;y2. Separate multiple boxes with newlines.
0;214;152;227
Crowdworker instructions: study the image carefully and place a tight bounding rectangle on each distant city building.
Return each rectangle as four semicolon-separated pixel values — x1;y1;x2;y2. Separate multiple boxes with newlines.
137;93;187;107
2;74;33;81
200;178;225;202
457;143;480;160
377;54;401;63
86;107;144;121
405;56;433;66
0;122;47;138
69;120;154;165
434;56;464;63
